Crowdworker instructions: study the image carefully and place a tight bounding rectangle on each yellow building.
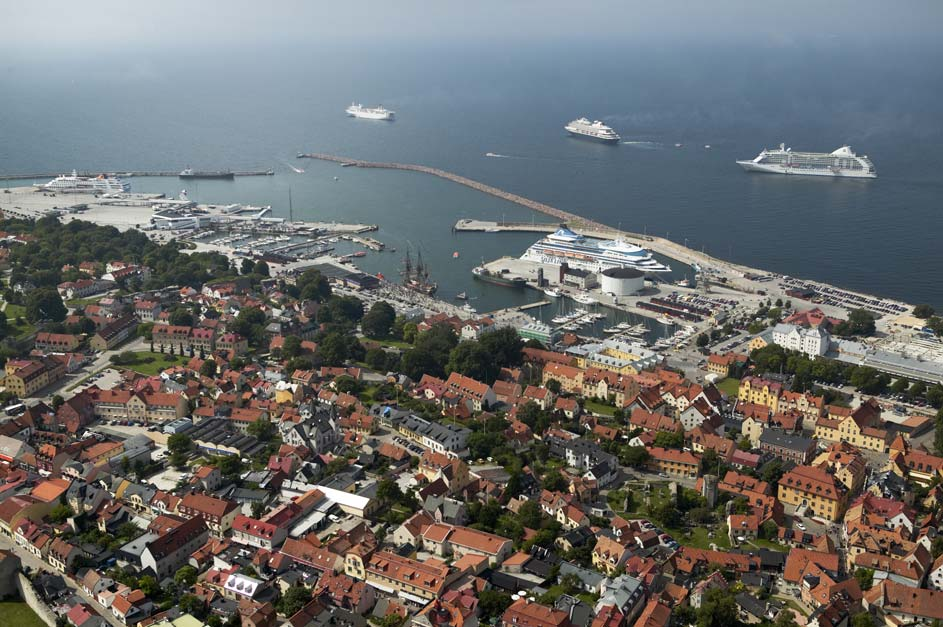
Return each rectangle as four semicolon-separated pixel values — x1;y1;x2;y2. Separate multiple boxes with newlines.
738;376;782;414
814;401;887;453
778;465;848;522
541;363;584;395
647;446;700;479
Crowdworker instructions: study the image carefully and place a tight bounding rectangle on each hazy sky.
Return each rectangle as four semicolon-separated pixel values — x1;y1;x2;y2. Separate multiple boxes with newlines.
2;0;941;52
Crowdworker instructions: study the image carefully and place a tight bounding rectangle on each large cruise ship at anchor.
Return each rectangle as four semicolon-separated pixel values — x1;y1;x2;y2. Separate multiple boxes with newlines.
737;144;876;178
564;118;620;143
36;170;131;194
521;228;670;274
346;103;395;120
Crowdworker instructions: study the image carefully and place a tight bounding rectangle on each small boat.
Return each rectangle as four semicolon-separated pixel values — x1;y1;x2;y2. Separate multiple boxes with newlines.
455;292;468;300
452;251;460;258
462;303;476;314
704;145;711;149
351;251;366;258
572;294;597;305
603;327;621;334
543;288;562;298
333;176;339;181
675;143;683;148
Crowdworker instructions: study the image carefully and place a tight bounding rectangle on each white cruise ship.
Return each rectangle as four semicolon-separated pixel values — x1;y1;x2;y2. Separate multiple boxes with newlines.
737;144;876;178
346;103;395;120
564;118;620;143
522;227;670;273
37;170;131;194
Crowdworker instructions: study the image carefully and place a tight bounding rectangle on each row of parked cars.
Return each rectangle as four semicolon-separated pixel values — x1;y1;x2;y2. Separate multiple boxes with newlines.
638;518;681;551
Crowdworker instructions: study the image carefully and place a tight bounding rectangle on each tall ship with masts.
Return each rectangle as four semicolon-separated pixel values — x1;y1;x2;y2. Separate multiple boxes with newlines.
401;249;437;295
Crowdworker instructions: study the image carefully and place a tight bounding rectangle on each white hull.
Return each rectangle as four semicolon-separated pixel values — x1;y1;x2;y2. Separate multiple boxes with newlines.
522;250;667;274
346;104;394;121
737;160;876;179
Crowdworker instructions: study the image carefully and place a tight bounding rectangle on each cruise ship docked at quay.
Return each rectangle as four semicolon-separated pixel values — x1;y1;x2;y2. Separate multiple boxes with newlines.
564;117;620;143
737;144;877;178
521;227;670;274
346;103;395;120
37;170;131;194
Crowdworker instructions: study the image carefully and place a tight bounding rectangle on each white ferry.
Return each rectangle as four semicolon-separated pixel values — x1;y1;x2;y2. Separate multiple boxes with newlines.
737;144;876;178
346;103;395;120
564;118;620;143
37;170;130;194
521;227;670;274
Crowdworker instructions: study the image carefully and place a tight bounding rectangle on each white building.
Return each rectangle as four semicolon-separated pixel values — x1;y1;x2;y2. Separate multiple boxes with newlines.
772;323;830;357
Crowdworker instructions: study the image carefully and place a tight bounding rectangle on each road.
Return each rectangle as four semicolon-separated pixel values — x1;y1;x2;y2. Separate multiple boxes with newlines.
0;534;125;627
30;337;147;404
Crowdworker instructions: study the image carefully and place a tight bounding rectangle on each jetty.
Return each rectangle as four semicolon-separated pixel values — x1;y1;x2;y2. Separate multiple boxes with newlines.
0;169;275;181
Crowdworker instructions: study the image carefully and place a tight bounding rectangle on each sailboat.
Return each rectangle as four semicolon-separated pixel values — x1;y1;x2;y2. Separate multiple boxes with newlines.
401;248;437;295
455;292;468;300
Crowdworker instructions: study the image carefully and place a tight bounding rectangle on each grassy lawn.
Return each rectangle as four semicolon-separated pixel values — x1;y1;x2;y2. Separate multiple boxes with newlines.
3;304;34;338
717;377;740;397
117;351;190;375
362;337;412;350
748;537;787;552
0;601;47;627
584;400;616;417
669;525;731;550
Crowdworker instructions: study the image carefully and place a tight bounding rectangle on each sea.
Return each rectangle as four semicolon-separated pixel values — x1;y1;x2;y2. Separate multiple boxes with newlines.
2;40;942;315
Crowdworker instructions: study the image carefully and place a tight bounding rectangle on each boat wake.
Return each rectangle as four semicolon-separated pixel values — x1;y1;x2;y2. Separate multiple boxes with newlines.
484;152;514;158
622;141;663;149
281;159;305;173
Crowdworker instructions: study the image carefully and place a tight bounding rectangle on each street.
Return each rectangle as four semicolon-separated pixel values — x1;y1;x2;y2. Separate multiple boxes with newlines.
0;533;125;627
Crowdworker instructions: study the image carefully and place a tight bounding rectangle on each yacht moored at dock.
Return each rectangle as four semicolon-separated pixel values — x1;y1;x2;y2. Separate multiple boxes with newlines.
346;103;395;120
564;118;620;143
736;144;876;178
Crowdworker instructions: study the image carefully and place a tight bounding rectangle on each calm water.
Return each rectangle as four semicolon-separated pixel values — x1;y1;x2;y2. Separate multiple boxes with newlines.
1;41;941;308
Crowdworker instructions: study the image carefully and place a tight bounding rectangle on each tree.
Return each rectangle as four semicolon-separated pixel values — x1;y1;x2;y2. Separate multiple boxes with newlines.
761;519;779;540
518;499;543;529
199;359;217;378
653;430;684;449
914;304;936;319
319;331;352;366
542;471;567;492
168;433;193;454
279;335;303;359
854;567;874;591
850;613;874;627
545;378;562;394
619;446;650;467
696;333;710;347
696;587;740;627
49;502;74;523
253;260;270;277
365;347;391;372
775;609;799;627
168;307;195;326
909;381;927;401
138;575;160;597
376;478;404;504
240;258;255;275
890;378;910;395
51;395;64;410
318;295;365;326
447;340;498;384
175;565;198;587
834;309;876;337
247;419;276;442
276;585;312;616
297;269;332;302
934;408;943;455
178;594;206;619
361;301;396;338
25;288;67;322
478;590;513;621
478;327;525;369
